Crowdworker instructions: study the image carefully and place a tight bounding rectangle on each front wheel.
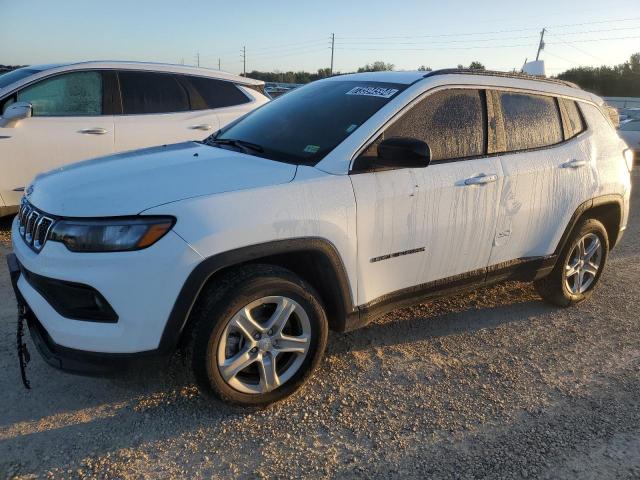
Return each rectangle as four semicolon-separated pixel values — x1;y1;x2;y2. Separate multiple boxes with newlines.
188;265;328;407
535;218;609;307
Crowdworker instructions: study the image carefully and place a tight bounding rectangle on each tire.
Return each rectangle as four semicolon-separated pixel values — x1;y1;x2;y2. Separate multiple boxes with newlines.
188;264;328;407
534;218;609;307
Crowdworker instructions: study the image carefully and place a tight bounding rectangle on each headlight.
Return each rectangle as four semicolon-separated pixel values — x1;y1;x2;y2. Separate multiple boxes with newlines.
49;217;175;252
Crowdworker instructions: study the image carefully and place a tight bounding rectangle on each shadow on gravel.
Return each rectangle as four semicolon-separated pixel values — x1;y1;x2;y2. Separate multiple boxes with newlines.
5;359;639;478
0;215;13;228
330;287;554;356
1;283;552;428
338;371;640;479
1;281;552;428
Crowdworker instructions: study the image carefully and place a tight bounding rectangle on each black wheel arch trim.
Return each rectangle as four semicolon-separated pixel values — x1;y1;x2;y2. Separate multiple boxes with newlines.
553;193;624;257
158;237;355;353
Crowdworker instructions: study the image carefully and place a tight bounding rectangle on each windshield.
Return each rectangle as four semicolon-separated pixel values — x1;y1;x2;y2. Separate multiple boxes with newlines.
0;67;41;90
205;80;406;165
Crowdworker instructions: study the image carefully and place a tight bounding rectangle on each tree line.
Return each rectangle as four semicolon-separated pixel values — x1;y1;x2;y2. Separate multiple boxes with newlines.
242;61;485;83
246;55;640;98
556;53;640;97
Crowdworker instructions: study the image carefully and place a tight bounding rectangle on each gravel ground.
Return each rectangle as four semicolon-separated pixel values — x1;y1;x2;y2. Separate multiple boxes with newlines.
1;172;639;479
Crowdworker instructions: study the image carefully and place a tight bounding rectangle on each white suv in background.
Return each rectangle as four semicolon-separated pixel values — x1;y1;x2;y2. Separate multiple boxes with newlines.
0;61;269;216
8;70;632;406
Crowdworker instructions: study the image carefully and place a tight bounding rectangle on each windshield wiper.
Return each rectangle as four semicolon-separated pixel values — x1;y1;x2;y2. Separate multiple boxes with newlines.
209;138;264;153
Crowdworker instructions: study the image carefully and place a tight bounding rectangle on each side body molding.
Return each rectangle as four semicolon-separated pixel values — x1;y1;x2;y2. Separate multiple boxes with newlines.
158;195;624;353
158;237;356;352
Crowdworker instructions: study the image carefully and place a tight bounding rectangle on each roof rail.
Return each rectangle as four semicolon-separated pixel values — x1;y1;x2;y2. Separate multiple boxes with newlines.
423;68;580;89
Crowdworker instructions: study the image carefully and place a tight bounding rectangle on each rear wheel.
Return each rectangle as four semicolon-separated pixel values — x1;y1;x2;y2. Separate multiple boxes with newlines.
188;265;328;406
535;218;609;307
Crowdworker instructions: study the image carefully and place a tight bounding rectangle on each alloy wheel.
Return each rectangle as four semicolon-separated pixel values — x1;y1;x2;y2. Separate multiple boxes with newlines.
564;232;602;294
216;296;311;394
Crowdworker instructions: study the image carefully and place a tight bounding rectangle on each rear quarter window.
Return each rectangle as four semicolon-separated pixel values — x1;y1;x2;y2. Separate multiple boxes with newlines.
559;98;586;139
498;91;563;151
180;76;250;110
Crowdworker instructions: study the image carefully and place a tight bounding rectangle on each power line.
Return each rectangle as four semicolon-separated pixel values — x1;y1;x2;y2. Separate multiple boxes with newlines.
248;43;330;59
336;15;640;40
550;24;640;36
336;34;540;45
247;38;327;52
550;15;640;30
339;27;539;40
334;33;639;51
545;30;607;62
335;43;537;51
334;25;638;47
191;18;640;73
549;34;640;43
247;47;329;63
542;49;582;65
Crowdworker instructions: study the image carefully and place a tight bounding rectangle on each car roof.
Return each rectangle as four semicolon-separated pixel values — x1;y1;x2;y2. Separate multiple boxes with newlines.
323;68;600;104
326;70;427;85
3;60;264;87
23;63;68;71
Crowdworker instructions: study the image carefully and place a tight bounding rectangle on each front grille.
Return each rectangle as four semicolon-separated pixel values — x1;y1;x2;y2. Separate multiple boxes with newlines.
17;199;55;253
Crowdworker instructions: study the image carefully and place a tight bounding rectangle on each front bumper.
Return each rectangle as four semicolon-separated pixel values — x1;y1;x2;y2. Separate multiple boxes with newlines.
11;215;202;354
7;253;138;374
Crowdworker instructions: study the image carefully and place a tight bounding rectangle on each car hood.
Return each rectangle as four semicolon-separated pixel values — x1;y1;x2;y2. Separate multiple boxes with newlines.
26;142;297;217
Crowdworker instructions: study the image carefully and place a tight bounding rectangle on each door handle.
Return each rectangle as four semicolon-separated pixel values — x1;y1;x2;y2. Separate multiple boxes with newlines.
464;174;498;186
189;124;213;131
561;159;587;169
79;128;108;135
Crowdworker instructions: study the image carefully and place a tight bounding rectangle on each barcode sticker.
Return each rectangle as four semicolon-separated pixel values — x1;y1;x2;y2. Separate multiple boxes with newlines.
346;86;399;98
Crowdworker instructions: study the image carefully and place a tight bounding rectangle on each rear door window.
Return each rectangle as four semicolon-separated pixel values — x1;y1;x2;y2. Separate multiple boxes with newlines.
16;71;103;116
363;88;487;162
180;76;250;110
498;91;563;151
118;71;190;114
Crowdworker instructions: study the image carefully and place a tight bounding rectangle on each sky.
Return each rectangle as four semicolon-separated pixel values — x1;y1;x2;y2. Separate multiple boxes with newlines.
1;0;639;76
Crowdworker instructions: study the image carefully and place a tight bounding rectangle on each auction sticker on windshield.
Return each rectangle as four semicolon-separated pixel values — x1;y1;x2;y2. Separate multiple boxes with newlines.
346;86;399;98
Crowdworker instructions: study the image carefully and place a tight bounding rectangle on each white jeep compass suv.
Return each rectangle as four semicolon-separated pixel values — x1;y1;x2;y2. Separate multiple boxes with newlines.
0;61;269;216
8;70;633;406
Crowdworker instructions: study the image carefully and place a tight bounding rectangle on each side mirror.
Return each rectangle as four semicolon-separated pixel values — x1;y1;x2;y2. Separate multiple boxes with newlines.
353;137;431;172
1;101;32;127
378;137;431;167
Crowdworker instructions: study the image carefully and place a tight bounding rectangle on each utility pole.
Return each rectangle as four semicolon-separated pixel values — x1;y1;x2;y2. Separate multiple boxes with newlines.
196;52;200;67
535;28;546;61
218;58;221;70
330;33;335;76
241;46;246;76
